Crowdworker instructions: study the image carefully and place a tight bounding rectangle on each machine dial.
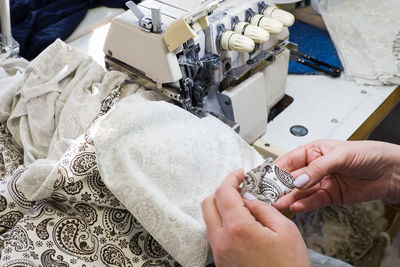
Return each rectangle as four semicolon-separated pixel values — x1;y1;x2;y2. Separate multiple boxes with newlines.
263;7;295;27
249;14;283;34
234;22;270;43
220;31;255;53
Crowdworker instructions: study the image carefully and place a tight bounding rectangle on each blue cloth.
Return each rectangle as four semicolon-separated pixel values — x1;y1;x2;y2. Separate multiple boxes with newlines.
288;20;342;75
10;0;137;60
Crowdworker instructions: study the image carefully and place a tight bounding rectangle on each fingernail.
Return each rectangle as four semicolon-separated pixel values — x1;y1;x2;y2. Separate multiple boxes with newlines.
243;192;258;200
293;174;310;188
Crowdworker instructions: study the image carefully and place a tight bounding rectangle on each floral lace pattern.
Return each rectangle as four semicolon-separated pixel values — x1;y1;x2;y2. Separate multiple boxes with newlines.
0;39;265;267
394;31;400;67
0;89;179;266
91;92;264;266
0;40;180;267
319;0;400;85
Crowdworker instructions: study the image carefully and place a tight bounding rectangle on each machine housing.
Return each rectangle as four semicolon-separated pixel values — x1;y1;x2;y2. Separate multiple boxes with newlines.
103;0;295;143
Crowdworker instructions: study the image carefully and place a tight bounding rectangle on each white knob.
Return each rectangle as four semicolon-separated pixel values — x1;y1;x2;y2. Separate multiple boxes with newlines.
250;14;283;34
234;22;270;43
263;7;295;27
220;31;255;53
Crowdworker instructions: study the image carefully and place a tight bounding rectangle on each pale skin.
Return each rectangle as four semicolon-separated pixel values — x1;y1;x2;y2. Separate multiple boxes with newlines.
274;139;400;212
201;169;311;267
202;139;400;266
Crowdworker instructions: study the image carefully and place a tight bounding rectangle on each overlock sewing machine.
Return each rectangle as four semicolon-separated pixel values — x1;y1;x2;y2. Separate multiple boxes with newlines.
103;0;296;143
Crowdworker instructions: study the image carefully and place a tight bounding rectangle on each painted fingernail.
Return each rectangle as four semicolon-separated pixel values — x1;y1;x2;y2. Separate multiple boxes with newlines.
293;174;310;188
243;192;258;200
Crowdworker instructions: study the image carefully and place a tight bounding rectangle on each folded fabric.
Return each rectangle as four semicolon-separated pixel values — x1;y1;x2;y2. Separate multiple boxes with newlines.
2;38;264;267
0;56;28;123
0;40;180;266
17;89;264;266
1;39;354;267
0;92;179;266
241;159;295;204
318;0;400;85
6;39;127;165
10;0;134;60
92;92;264;266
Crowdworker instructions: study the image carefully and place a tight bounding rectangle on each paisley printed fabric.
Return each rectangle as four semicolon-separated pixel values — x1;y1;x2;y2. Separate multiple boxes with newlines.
0;40;265;267
91;92;264;266
0;41;179;267
241;159;295;204
0;95;178;267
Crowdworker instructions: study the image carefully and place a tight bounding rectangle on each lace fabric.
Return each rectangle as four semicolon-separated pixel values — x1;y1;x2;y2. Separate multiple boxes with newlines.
92;92;264;266
0;39;265;266
0;41;178;266
319;0;400;85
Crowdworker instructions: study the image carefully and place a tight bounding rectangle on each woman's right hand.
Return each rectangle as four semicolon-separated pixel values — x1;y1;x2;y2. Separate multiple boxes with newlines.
273;139;400;213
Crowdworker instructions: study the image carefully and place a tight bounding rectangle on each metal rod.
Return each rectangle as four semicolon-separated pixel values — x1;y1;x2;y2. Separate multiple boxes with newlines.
151;8;162;33
0;0;12;46
126;0;145;20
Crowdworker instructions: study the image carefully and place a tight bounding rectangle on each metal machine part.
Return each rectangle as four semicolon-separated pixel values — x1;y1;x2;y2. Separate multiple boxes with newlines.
151;8;162;33
0;0;19;57
104;0;294;143
290;49;342;77
126;1;163;33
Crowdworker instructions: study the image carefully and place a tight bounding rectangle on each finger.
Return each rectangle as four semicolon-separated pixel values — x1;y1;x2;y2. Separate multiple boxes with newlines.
273;184;320;211
290;189;333;213
294;150;347;189
275;139;341;173
290;166;309;180
202;195;222;236
275;145;308;172
244;199;290;233
215;169;250;223
220;169;245;188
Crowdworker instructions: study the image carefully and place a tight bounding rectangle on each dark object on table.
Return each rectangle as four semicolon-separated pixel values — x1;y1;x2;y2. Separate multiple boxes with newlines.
10;0;140;60
290;49;342;77
288;20;342;76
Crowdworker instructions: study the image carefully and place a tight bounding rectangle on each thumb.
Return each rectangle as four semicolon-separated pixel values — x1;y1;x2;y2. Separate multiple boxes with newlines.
244;199;290;232
294;150;346;189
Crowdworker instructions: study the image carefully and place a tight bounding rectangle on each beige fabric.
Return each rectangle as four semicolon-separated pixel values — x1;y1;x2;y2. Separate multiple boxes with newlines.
6;40;127;165
1;39;264;267
18;89;264;266
92;92;264;266
319;0;400;85
0;57;28;124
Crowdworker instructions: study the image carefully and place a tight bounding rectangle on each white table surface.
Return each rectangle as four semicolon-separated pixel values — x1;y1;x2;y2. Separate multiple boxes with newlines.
261;75;396;152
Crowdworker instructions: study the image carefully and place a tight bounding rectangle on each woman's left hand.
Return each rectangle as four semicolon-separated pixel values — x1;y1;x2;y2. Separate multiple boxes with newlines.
201;169;311;267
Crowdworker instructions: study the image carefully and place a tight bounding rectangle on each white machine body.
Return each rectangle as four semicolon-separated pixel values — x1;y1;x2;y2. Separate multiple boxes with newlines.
103;0;295;143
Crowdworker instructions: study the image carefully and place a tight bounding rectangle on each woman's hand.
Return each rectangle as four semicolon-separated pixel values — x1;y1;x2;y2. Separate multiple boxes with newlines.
273;139;400;213
202;170;311;267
